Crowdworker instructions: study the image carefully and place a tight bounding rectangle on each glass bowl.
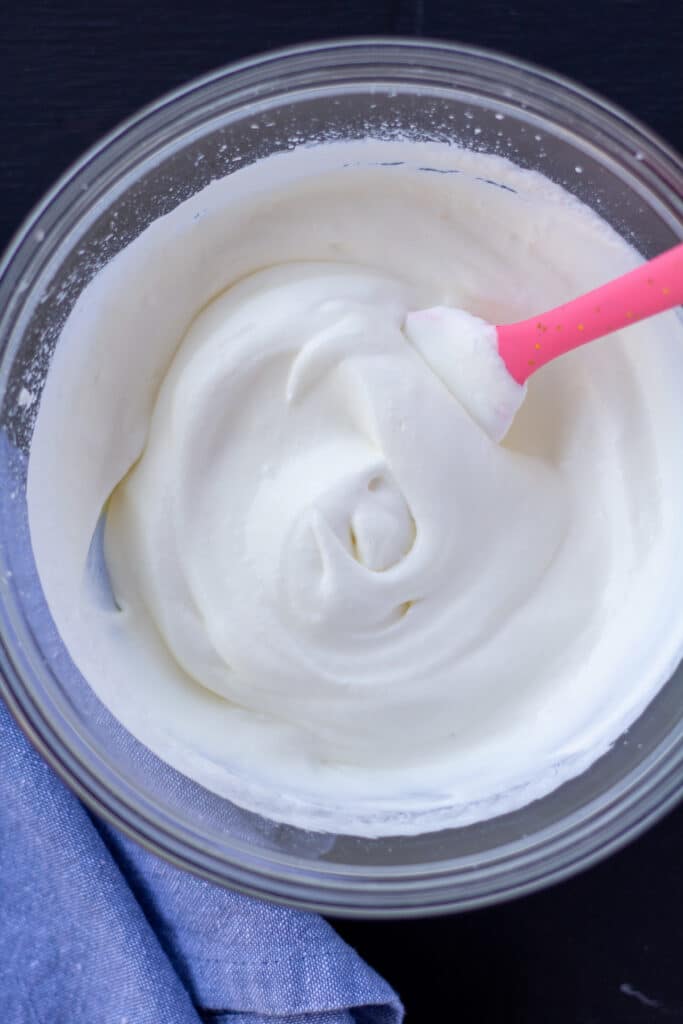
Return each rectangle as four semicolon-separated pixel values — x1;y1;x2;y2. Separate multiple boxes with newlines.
1;39;682;917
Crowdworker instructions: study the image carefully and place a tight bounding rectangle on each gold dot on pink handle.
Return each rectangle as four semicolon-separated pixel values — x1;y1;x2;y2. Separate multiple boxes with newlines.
535;342;541;350
528;359;536;366
626;311;633;319
663;286;670;295
577;323;585;331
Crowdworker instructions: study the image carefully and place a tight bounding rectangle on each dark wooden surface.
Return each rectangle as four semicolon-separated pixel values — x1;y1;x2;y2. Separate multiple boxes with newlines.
2;2;682;1021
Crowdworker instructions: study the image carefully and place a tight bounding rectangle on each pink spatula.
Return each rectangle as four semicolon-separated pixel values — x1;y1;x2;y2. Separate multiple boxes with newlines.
497;242;683;384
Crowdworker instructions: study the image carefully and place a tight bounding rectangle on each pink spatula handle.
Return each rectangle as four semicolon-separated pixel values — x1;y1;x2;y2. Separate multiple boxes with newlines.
497;242;683;384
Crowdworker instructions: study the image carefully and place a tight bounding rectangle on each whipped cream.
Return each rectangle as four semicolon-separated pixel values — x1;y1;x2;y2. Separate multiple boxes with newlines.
105;264;553;761
27;141;683;836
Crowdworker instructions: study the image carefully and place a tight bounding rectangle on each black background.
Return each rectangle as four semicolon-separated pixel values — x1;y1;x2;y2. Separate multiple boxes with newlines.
2;2;682;1021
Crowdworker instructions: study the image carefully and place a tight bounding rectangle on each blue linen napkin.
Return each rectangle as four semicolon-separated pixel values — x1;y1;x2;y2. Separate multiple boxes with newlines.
0;698;403;1023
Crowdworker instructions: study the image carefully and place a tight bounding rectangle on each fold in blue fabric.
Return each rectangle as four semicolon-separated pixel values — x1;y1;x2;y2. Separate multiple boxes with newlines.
0;699;403;1024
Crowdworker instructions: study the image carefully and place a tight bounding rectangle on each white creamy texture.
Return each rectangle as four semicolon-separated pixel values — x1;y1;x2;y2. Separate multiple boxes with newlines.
403;306;525;440
105;264;553;757
28;141;683;836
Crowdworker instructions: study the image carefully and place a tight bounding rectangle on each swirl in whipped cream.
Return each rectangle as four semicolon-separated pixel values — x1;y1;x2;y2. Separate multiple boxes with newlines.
105;263;562;761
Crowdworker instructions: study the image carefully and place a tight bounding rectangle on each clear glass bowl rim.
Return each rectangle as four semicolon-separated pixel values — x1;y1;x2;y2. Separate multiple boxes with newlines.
0;37;682;918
